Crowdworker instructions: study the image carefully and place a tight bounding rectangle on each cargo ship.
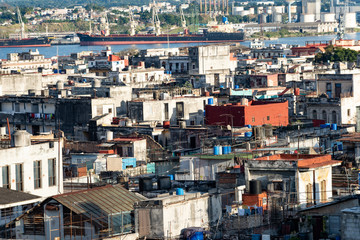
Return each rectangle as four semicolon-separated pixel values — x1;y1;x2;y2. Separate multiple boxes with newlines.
77;31;245;46
0;37;53;48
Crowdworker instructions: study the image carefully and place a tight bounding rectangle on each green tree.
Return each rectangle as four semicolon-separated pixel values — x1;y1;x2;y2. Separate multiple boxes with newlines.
314;45;359;63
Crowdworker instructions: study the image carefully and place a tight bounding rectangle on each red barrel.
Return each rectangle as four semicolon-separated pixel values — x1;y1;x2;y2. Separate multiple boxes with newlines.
163;121;170;128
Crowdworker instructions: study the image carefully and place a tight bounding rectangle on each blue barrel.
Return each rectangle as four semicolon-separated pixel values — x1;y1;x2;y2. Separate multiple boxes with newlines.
222;16;228;23
168;175;174;180
245;132;252;137
176;188;184;195
228;146;232;153
222;146;228;155
331;123;337;130
220;85;224;89
213;146;220;155
235;85;240;89
207;98;214;105
325;123;331;128
190;232;204;240
251;234;261;240
53;69;58;73
246;124;252;128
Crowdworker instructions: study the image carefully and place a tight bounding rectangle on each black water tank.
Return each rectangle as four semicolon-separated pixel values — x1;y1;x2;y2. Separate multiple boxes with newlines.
249;180;262;194
157;176;171;190
139;177;153;192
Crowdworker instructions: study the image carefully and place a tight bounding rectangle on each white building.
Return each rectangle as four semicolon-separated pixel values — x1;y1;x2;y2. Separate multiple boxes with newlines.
0;131;63;198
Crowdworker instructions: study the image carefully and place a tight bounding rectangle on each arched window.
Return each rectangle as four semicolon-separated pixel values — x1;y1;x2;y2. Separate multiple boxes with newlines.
332;111;337;124
312;110;317;119
322;110;327;121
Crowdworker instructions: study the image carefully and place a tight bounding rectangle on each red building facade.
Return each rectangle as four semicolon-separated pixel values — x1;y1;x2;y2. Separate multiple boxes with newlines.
205;100;289;127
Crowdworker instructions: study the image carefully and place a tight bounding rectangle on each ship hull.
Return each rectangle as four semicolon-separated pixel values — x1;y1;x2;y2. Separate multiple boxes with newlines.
0;37;52;48
77;32;244;46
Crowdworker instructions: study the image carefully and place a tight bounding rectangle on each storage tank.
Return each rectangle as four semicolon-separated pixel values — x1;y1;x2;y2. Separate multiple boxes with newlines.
321;13;336;22
12;130;31;147
344;12;357;28
176;188;184;195
106;131;113;141
207;98;214;105
157;176;171;190
232;6;244;15
92;79;101;88
213;146;220;155
222;146;228;155
222;16;229;24
245;132;252;138
56;80;64;90
249;180;262;194
179;121;186;129
331;123;337;130
258;14;268;24
301;14;315;23
139;177;153;192
0;127;6;136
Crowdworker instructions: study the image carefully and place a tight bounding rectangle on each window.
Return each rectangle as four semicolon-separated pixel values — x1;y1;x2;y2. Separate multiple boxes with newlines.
322;110;327;121
31;104;39;113
48;158;56;187
2;166;10;189
252;117;255;122
348;109;351;117
312;110;317;119
16;164;23;191
127;147;133;157
1;207;13;218
15;103;20;112
332;111;337;124
164;103;169;120
176;102;184;119
108;108;112;114
306;183;313;204
321;180;327;202
267;116;270;121
34;161;42;189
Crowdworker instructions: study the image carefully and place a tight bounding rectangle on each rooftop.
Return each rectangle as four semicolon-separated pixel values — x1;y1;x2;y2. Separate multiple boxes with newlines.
255;154;341;169
0;188;41;205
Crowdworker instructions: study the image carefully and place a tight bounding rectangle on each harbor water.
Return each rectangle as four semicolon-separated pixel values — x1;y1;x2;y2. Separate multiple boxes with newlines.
0;32;360;59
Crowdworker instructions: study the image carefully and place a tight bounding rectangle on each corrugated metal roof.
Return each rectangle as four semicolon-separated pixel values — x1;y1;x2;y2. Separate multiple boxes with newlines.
53;184;146;220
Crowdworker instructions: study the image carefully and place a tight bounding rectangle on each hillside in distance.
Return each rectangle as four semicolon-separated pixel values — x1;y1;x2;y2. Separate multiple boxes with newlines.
2;0;155;8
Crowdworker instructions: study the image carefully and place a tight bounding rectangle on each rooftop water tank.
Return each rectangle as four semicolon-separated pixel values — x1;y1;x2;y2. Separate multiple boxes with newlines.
12;130;31;147
249;180;262;194
157;176;171;190
56;80;64;90
139;177;153;192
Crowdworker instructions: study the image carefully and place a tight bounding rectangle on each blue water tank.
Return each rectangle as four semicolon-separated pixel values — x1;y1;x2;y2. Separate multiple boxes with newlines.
220;85;224;89
222;16;228;24
168;175;174;180
222;146;228;155
176;188;184;195
252;234;261;240
235;85;240;89
190;232;204;240
325;123;331;128
227;146;232;153
246;124;252;129
213;146;220;155
245;132;252;137
331;123;337;130
207;98;214;105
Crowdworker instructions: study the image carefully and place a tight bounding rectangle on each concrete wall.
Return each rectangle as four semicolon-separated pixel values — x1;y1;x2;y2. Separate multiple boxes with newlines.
0;73;67;96
135;192;222;239
0;141;63;198
341;207;360;240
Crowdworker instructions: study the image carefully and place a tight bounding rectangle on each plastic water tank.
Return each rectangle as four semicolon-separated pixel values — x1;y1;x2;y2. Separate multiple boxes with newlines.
139;178;153;192
207;98;214;105
249;180;262;194
106;131;113;141
245;132;252;137
222;146;228;155
12;130;31;147
234;85;240;89
157;176;171;190
331;123;337;130
176;188;184;195
56;80;64;90
213;146;220;155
